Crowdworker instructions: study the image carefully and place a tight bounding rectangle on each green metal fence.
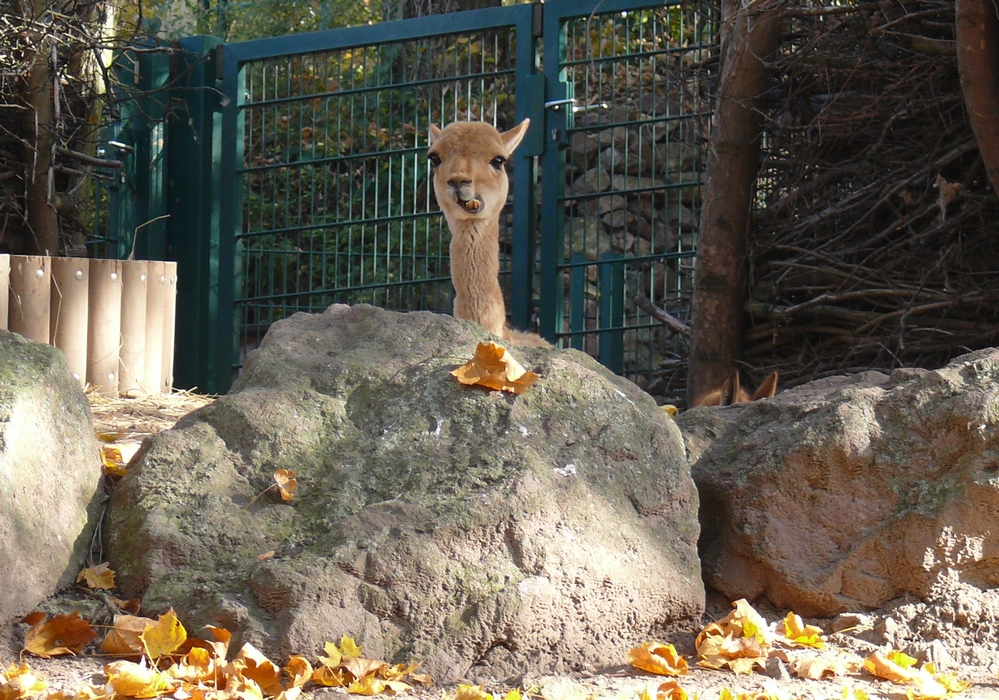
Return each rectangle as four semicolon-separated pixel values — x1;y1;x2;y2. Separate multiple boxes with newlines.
149;0;717;393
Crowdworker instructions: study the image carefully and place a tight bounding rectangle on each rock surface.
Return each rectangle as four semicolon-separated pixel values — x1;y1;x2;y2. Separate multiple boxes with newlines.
676;348;999;617
0;331;101;621
105;304;702;680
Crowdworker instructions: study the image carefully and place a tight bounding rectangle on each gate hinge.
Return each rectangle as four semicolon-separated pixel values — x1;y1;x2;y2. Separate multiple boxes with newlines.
532;0;543;38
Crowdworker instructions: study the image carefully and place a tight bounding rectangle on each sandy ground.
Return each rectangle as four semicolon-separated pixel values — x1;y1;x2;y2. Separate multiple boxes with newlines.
2;391;998;700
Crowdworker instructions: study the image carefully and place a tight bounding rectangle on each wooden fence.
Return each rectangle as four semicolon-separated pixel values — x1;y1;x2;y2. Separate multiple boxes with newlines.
0;255;178;395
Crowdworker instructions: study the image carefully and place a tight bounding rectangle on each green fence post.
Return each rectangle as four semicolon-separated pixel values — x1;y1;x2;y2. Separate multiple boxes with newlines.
166;36;224;391
599;252;623;373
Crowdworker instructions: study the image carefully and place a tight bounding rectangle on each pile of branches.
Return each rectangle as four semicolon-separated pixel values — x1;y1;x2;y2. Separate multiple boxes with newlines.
746;0;999;387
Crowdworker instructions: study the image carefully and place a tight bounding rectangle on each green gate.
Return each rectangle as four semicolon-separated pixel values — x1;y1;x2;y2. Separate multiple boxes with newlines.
166;0;716;393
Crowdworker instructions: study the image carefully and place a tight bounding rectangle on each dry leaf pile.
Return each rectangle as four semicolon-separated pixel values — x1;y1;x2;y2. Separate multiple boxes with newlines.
627;599;972;700
6;605;430;700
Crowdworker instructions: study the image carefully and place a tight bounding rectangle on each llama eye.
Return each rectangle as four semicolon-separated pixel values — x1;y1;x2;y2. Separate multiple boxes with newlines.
490;156;506;169
428;153;441;168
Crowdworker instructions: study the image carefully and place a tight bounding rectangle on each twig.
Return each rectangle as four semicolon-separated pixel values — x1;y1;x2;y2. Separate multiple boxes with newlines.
632;293;690;336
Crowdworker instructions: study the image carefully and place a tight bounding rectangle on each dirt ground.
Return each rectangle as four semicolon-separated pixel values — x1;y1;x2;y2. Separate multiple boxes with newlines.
3;391;998;700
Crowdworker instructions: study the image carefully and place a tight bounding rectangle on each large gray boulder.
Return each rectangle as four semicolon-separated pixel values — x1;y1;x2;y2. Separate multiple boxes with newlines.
676;348;999;618
106;304;702;680
0;331;102;621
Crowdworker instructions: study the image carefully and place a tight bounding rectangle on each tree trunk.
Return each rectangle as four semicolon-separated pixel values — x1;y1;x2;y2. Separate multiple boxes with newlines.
23;34;59;256
956;0;999;195
686;0;781;405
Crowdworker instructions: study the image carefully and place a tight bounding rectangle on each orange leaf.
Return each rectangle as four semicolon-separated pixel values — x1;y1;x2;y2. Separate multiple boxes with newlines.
778;612;825;649
274;470;297;502
284;656;312;689
455;685;492;700
100;615;151;656
451;342;539;394
0;662;48;700
22;612;97;658
626;642;689;676
100;446;128;477
230;643;283;696
655;680;691;700
76;563;116;591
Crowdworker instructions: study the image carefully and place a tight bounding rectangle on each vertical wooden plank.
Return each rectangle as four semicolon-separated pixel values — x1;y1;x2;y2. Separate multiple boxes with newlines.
87;259;123;395
119;260;148;396
143;261;166;395
50;258;90;387
9;255;50;343
160;262;178;393
0;254;10;331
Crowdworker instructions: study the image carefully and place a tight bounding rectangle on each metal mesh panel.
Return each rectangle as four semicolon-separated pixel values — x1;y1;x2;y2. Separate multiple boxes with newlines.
557;3;718;389
235;30;520;360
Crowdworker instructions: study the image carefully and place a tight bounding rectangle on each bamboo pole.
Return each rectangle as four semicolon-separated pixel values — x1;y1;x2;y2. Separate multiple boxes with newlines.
9;255;50;343
119;260;148;395
87;259;123;395
0;254;9;331
160;262;177;393
50;257;90;387
143;261;166;394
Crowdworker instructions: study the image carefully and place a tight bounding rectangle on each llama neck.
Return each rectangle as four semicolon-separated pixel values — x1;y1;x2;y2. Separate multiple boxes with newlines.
447;215;502;297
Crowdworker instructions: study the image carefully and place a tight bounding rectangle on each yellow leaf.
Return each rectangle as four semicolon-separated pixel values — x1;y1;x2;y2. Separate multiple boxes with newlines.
140;609;187;660
729;599;770;646
100;446;128;477
76;563;116;591
104;660;177;698
841;685;870;700
451;342;540;394
626;642;690;676
346;676;385;696
0;663;48;700
100;615;151;656
227;676;265;700
906;670;951;700
273;470;297;502
661;405;678;417
311;665;348;687
455;685;493;700
500;690;521;700
341;656;386;682
778;612;825;649
97;429;126;443
637;685;656;700
339;636;362;658
863;651;919;684
23;612;97;658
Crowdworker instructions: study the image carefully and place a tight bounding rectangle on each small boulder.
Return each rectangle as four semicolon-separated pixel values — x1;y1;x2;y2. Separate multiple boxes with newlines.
676;349;999;617
0;331;101;621
106;305;702;680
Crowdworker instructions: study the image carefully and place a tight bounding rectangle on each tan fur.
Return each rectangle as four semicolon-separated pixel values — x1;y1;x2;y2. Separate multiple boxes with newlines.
428;119;549;347
694;370;778;407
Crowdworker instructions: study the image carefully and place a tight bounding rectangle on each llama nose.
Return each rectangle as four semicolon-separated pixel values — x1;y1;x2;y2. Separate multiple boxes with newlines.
447;178;471;191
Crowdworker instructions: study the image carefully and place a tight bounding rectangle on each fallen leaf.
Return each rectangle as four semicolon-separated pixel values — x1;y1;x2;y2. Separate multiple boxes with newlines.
339;636;362;659
229;644;284;696
791;655;854;680
841;685;870;700
695;600;769;674
451;342;539;394
455;685;492;700
76;563;116;591
661;405;678;417
284;656;312;689
100;445;128;477
256;551;275;562
655;680;692;700
165;647;217;684
923;663;970;694
273;470;297;502
627;641;690;676
104;660;177;698
863;650;919;684
100;615;150;656
0;663;48;700
22;612;97;658
140;609;187;660
19;614;45;627
778;612;825;649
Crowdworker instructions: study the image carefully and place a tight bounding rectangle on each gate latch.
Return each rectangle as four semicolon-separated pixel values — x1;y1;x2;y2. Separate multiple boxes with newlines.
544;98;609;114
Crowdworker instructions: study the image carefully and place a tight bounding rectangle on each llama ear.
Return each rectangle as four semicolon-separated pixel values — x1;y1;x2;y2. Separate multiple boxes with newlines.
751;371;779;400
720;371;740;406
428;124;443;146
500;118;530;156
